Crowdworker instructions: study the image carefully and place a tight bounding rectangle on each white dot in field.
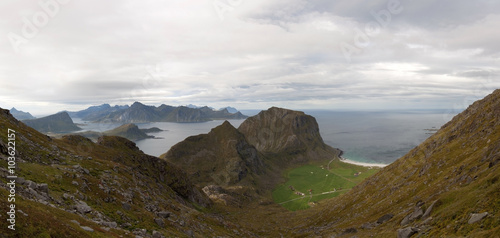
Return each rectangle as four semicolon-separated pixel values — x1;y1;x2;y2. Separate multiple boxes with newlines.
326;174;328;176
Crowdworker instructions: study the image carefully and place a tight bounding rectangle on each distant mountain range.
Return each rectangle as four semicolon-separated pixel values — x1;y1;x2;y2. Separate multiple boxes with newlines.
22;111;81;133
66;104;129;121
10;107;36;120
68;102;247;123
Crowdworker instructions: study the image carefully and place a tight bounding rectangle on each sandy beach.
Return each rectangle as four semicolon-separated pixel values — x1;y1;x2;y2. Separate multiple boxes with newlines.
340;157;387;168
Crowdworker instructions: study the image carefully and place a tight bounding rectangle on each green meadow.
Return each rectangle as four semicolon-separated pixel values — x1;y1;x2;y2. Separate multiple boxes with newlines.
272;160;380;211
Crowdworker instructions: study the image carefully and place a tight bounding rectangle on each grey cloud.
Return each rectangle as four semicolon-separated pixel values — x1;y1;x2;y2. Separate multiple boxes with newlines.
0;0;498;115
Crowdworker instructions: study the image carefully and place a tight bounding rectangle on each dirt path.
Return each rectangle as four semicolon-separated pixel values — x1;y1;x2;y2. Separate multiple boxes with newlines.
278;189;351;205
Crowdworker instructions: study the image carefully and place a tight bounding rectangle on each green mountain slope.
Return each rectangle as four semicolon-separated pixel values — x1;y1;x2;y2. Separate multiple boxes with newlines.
287;89;500;237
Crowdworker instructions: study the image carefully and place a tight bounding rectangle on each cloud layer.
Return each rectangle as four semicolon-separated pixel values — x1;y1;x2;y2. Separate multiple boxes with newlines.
1;0;499;115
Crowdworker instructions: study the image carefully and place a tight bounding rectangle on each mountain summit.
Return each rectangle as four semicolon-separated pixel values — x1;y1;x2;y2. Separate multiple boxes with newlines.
238;107;341;164
10;107;35;120
22;111;81;133
161;121;264;187
91;102;247;123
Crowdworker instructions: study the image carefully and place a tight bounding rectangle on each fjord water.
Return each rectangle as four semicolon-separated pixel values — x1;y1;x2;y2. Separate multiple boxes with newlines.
74;110;452;165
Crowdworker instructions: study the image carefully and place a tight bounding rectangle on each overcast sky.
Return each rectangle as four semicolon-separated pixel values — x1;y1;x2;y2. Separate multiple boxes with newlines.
1;0;499;116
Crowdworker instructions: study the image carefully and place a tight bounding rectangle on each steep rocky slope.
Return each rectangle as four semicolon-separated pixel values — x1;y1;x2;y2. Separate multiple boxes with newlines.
238;107;341;164
288;89;500;237
161;121;265;188
22;111;81;133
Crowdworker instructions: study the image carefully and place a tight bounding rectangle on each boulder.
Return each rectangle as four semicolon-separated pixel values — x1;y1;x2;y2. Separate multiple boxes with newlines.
75;201;92;214
377;213;394;224
422;200;438;219
37;183;49;194
62;193;74;200
15;177;25;185
401;207;423;226
80;226;94;232
468;212;488;224
158;211;171;218
152;230;163;238
397;227;418;238
101;221;117;228
154;218;165;227
26;180;37;189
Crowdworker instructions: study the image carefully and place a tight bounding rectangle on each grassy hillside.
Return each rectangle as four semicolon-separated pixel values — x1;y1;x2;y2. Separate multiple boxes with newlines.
286;89;500;237
273;161;380;211
0;108;250;237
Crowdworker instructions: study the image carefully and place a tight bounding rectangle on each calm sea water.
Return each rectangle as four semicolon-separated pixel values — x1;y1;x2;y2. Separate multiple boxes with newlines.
73;109;455;165
307;110;452;164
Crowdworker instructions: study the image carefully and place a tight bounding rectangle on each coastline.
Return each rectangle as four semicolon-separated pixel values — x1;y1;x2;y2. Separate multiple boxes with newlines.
339;156;387;168
336;148;387;168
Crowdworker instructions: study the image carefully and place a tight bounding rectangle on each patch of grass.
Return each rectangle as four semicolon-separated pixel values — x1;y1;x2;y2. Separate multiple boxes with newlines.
272;160;380;210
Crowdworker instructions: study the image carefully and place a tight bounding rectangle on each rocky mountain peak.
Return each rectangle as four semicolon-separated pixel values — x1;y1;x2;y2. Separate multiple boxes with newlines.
161;121;264;187
22;111;81;133
238;107;338;163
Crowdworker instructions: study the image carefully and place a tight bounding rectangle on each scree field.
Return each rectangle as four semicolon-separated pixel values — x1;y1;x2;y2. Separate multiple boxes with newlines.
272;160;380;210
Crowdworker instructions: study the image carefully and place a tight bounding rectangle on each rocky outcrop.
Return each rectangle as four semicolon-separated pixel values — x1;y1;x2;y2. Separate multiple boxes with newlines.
238;107;340;164
468;212;488;224
161;121;264;187
397;227;418;238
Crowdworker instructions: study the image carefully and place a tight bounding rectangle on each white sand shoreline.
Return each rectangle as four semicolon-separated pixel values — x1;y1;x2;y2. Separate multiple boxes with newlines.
339;157;387;168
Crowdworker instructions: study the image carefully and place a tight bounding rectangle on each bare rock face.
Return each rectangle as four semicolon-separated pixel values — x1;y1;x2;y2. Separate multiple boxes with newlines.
238;107;340;164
